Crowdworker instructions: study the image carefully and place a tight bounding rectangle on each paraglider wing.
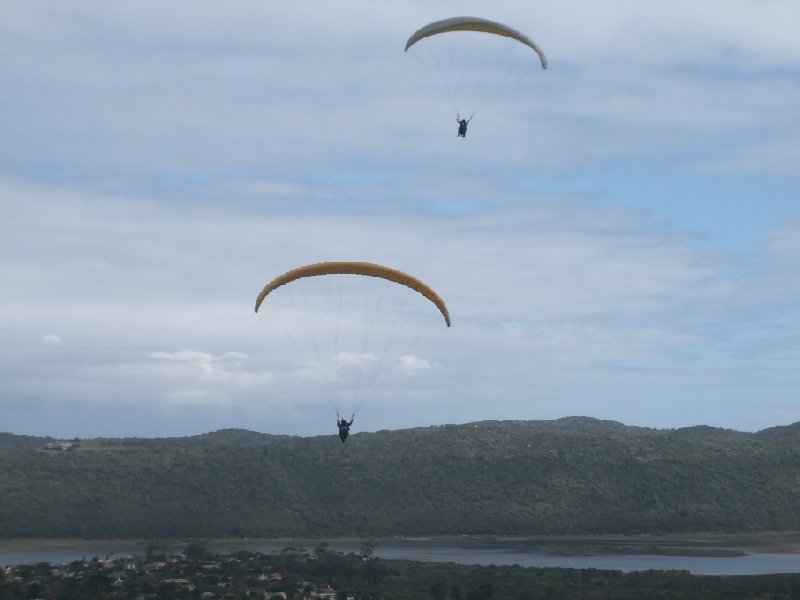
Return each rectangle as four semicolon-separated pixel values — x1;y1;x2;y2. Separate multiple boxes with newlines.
255;261;451;327
404;16;547;70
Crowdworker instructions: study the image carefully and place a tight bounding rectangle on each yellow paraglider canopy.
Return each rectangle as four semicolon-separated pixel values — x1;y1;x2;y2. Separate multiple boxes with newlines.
255;261;451;327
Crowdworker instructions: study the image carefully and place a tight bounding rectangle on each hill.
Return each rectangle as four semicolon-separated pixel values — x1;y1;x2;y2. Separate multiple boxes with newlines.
1;418;798;538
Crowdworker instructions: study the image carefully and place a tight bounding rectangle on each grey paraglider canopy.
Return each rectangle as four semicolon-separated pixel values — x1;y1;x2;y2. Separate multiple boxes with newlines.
405;16;547;70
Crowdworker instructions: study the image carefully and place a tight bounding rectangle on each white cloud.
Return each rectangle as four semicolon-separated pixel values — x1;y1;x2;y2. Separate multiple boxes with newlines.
397;354;432;373
1;1;799;437
2;171;799;436
334;352;378;369
3;1;798;184
162;388;235;408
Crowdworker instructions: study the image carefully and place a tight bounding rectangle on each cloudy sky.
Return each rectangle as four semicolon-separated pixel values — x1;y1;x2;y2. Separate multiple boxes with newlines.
2;0;799;439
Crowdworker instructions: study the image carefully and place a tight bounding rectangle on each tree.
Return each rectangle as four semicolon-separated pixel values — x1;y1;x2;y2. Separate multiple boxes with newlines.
363;560;391;586
183;541;210;560
146;541;169;561
360;541;376;561
468;583;494;600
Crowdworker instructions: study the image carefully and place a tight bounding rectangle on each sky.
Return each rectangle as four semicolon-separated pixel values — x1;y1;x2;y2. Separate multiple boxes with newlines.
1;0;799;439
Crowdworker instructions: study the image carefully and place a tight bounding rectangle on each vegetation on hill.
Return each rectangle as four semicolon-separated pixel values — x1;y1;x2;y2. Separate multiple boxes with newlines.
1;418;799;538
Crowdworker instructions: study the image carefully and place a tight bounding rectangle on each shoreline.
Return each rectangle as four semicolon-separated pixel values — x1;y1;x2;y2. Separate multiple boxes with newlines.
2;532;799;558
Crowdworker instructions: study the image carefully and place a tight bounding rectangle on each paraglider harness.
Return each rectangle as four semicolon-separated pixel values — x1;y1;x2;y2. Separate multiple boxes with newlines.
457;114;472;138
337;413;354;442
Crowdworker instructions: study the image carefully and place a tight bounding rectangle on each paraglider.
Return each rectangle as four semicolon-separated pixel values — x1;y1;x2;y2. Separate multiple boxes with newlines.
337;414;354;442
255;262;450;441
405;17;547;133
457;114;471;137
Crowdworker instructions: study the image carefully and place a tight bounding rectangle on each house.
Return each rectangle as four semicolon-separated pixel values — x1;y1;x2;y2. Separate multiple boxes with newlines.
309;585;337;599
44;441;73;451
161;578;195;592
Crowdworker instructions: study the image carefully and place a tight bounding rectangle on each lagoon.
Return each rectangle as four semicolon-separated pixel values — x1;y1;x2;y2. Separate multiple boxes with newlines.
3;536;800;576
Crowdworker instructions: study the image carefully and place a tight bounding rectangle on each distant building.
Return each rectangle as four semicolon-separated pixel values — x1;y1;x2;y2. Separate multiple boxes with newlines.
161;578;195;592
44;441;74;451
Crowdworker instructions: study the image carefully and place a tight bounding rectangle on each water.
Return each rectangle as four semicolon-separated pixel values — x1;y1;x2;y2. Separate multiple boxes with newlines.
2;539;800;576
366;545;800;576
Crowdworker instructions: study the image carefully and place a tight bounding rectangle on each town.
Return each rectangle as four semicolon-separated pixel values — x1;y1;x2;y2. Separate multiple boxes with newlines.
1;544;372;599
5;542;800;599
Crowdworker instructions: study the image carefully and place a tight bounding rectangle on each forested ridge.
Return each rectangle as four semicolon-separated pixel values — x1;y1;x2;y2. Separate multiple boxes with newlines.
2;418;799;538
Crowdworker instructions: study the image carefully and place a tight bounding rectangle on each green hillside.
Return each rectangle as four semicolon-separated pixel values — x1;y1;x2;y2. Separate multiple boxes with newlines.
1;418;798;538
